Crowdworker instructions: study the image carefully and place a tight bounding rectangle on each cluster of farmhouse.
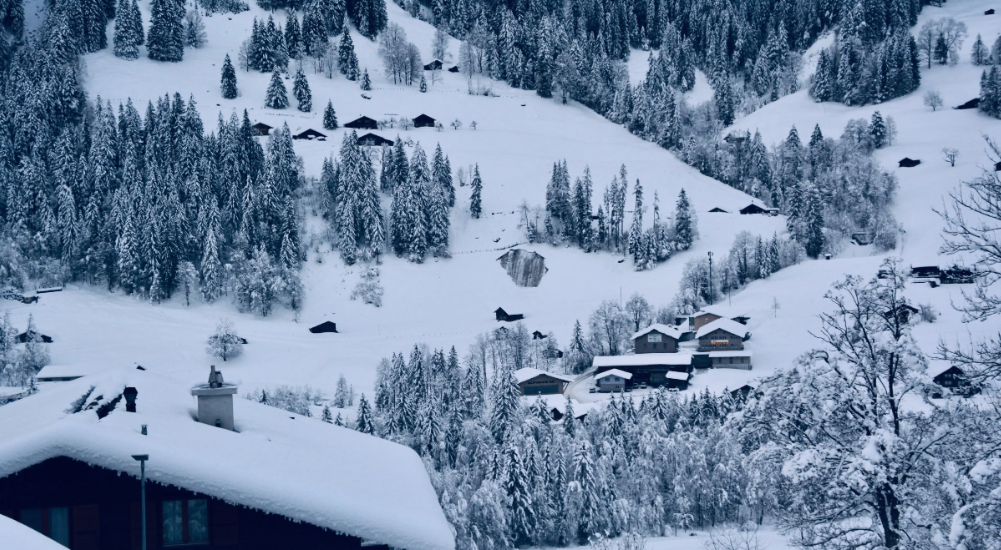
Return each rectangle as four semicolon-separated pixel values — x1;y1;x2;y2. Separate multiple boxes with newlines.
251;113;439;148
514;306;753;397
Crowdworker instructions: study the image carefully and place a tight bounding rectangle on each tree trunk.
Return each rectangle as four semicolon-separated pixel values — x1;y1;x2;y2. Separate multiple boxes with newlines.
875;483;901;548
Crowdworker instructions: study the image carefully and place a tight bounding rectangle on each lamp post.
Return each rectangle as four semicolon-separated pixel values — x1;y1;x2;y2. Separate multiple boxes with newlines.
707;251;714;302
132;454;149;550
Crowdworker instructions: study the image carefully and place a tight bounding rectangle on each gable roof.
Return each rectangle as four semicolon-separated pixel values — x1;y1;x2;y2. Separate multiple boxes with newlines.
696;318;750;339
631;324;682;341
513;367;574;384
592;353;693;368
595;369;633;380
0;369;454;550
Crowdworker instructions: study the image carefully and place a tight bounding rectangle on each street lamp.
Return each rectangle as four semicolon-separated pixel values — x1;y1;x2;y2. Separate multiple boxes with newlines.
132;453;149;550
707;251;714;301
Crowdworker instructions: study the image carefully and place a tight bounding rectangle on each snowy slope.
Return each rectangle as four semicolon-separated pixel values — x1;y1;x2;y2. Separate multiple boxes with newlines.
0;514;69;550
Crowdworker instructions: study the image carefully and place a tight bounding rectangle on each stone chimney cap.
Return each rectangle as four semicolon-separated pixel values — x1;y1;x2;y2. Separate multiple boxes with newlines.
208;365;224;388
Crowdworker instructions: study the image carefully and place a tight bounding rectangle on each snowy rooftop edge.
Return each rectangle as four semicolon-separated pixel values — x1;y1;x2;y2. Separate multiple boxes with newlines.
630;324;682;341
695;318;750;339
595;369;633;380
592;353;693;367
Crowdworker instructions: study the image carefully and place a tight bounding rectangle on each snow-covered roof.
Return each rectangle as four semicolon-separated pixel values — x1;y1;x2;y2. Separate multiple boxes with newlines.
593;353;693;368
548;399;596;418
0;369;454;550
696;318;750;339
707;350;753;358
0;514;68;550
36;364;112;381
631;324;682;341
513;367;574;384
665;371;691;381
595;369;633;381
696;305;746;319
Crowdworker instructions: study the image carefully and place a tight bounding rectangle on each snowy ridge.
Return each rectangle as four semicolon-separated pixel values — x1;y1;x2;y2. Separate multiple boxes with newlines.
0;369;454;550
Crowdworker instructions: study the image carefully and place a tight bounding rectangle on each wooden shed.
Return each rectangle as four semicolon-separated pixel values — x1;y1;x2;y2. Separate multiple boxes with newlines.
413;114;436;128
15;331;52;343
344;116;378;130
955;98;980;110
309;321;338;334
494;307;524;322
898;158;921;168
739;203;772;215
252;122;272;136
708;207;728;213
448;66;459;73
292;128;327;140
423;60;443;71
515;368;573;395
356;133;394;147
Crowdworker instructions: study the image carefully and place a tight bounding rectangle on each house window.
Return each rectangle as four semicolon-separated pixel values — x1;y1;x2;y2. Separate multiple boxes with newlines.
163;500;209;546
19;508;70;547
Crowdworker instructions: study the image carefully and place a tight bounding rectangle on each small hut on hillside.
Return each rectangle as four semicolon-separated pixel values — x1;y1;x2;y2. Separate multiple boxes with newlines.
344;116;378;130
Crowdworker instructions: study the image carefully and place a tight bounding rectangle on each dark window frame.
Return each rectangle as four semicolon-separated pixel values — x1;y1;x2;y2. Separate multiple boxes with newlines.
162;499;209;547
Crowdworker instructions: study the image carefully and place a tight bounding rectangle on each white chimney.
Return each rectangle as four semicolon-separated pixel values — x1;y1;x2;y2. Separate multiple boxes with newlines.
191;366;237;430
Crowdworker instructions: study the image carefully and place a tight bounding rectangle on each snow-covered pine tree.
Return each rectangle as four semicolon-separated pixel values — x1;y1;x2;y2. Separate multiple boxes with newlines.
674;188;695;250
113;0;143;59
972;34;989;65
221;54;238;99
338;31;358;79
355;394;375;434
628;178;643;264
503;443;536;545
470;164;483;219
265;70;289;109
350;0;387;39
148;0;184;62
489;368;520;443
284;10;302;60
183;10;207;48
804;183;825;258
323;100;338;129
321;405;333;423
360;68;371;90
419;74;427;92
293;65;312;112
870;111;886;149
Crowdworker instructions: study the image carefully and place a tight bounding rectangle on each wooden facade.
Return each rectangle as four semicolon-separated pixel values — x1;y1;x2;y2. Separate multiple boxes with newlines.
697;328;744;351
633;330;678;354
0;457;374;550
517;374;567;396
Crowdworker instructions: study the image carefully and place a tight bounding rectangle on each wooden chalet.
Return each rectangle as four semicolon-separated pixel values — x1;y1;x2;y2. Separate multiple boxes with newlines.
15;331;52;344
692;306;749;331
447;66;459;73
592;353;693;388
739;203;776;215
292;128;326;140
898;157;921;168
344;116;378;130
308;321;338;334
729;384;755;400
494;307;524;322
423;60;443;71
909;265;942;281
707;350;752;369
884;304;919;324
356;133;394;147
932;365;980;397
0;370;454;550
941;266;975;284
251;122;272;136
413;114;436;128
955;98;980;110
632;324;681;354
696;318;749;352
708;207;728;213
594;369;631;392
514;368;573;396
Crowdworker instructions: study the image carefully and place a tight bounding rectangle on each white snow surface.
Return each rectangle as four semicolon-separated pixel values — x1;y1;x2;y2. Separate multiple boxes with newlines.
0;514;68;550
592;353;693;367
695;318;751;339
0;369;454;550
513;367;574;384
630;323;683;341
594;369;633;380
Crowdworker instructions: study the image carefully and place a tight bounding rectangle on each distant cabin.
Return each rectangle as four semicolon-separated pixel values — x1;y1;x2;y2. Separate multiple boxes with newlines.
595;369;631;392
708;350;753;369
344;116;378;130
987;8;995;14
955;98;980;110
309;321;338;334
708;207;728;213
730;384;755;400
883;304;919;324
423;60;443;71
252;122;272;136
292;128;326;141
995;161;1001;171
910;265;942;280
413;114;436;128
692;306;749;331
495;307;524;322
632;324;681;354
723;134;746;144
898;158;921;168
514;368;573;395
15;331;52;344
357;133;394;147
696;319;749;352
851;232;874;245
739;203;776;215
448;66;460;73
592;353;692;388
933;366;970;389
532;330;547;340
941;266;975;284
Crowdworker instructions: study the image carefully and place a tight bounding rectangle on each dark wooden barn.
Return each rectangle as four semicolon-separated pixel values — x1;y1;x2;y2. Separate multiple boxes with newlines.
941;266;975;284
423;60;443;71
15;331;52;343
883;304;919;324
494;307;524;322
739;203;770;215
910;265;942;280
356;133;394;147
292;128;326;140
344;116;378;130
251;123;272;136
0;457;374;550
986;8;995;14
448;66;459;73
851;232;874;245
995;161;1001;171
413;114;436;128
309;321;338;334
708;207;728;213
898;157;921;168
532;330;547;340
955;98;980;110
932;366;980;397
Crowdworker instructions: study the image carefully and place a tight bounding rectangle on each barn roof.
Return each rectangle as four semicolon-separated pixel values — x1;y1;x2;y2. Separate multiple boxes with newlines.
665;371;690;381
513;367;574;384
0;369;454;550
592;353;693;368
695;318;750;339
631;324;682;341
595;369;633;380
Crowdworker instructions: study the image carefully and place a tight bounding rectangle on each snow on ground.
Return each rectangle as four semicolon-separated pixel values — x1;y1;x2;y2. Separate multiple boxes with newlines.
7;0;992;424
626;49;713;105
551;528;794;550
0;514;69;550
